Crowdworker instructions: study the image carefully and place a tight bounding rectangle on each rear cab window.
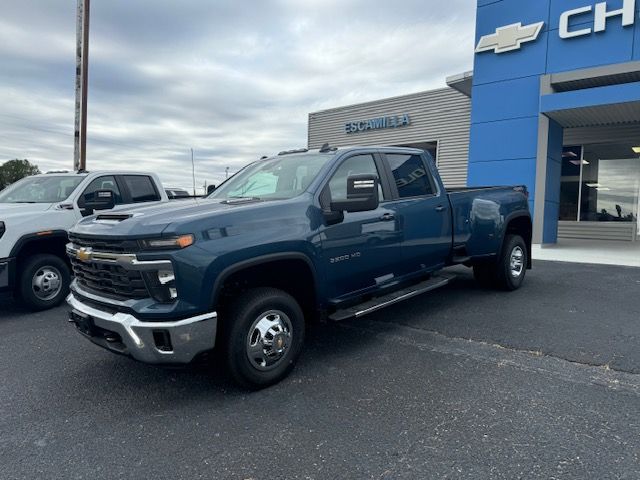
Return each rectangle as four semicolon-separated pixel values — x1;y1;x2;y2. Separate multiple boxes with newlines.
386;153;437;198
123;175;161;203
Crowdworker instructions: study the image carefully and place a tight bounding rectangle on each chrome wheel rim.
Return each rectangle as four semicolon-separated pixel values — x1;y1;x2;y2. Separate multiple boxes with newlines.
246;310;293;371
32;266;62;301
509;246;525;278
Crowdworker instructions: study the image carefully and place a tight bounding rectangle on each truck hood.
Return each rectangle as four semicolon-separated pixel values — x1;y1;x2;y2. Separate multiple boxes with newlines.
0;202;58;229
70;198;308;238
0;202;54;216
0;202;76;258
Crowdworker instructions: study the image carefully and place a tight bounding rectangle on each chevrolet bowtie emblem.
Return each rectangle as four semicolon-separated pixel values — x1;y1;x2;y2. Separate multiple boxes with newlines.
476;21;545;54
76;247;93;262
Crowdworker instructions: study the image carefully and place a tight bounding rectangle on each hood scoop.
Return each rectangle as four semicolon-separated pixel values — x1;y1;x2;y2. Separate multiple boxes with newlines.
94;213;133;223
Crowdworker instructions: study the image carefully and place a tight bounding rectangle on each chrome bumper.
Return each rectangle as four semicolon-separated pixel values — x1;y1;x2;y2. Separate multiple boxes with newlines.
66;293;217;364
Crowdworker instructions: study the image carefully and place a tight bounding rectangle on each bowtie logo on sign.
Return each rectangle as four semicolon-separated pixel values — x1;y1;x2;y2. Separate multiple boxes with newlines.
476;0;636;54
475;22;544;53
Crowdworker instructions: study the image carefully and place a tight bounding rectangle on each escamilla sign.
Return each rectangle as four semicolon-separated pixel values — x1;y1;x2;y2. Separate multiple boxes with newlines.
345;114;411;134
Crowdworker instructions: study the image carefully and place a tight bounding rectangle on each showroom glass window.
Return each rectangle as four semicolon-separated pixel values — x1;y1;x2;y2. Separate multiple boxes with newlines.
559;144;640;223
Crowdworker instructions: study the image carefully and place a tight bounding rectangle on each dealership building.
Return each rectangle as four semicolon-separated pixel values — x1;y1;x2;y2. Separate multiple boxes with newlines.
308;0;640;247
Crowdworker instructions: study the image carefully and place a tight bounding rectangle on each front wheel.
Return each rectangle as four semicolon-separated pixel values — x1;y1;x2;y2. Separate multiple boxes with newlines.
220;288;305;389
19;254;71;311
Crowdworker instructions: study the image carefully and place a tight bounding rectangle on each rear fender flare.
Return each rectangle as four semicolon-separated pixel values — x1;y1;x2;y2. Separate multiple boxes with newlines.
499;212;532;268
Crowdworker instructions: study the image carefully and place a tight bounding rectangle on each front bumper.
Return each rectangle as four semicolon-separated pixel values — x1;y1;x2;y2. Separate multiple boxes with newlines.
0;257;16;297
67;292;218;364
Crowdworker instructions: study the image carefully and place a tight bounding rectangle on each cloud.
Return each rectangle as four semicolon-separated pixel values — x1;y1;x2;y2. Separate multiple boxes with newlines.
0;0;476;191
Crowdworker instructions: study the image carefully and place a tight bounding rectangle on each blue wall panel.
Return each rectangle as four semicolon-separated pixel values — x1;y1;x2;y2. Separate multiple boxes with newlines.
547;119;564;163
473;33;549;85
547;25;634;73
471;76;541;123
475;0;550;42
548;0;634;30
545;158;562;204
469;117;539;163
631;21;640;59
543;201;560;243
467;158;538;196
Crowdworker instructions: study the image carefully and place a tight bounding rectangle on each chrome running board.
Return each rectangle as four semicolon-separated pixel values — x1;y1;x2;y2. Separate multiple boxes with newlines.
329;273;455;322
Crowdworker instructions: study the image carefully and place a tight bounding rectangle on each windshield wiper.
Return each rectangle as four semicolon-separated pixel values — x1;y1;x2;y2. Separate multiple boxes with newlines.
222;196;261;204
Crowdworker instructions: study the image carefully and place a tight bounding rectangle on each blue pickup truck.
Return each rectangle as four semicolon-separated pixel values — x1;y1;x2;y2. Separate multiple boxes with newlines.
66;146;531;388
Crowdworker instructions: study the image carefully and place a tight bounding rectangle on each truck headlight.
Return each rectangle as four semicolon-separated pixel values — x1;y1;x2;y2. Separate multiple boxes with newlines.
143;268;178;303
0;221;5;239
139;234;194;250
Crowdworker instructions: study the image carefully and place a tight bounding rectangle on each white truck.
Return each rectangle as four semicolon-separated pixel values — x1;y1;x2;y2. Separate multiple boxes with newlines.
0;171;168;310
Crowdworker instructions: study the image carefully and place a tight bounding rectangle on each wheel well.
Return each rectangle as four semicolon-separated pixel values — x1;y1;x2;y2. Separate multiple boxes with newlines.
217;259;318;321
15;236;70;270
505;216;532;268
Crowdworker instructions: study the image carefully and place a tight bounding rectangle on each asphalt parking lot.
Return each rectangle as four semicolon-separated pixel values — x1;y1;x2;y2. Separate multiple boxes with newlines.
1;260;639;480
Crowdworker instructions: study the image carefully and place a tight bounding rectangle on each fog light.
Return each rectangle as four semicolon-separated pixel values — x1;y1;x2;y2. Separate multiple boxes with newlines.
142;267;178;303
157;270;175;285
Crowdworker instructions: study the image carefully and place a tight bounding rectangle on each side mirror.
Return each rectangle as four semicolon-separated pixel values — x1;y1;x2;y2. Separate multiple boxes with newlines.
83;189;116;216
207;184;216;195
330;174;380;213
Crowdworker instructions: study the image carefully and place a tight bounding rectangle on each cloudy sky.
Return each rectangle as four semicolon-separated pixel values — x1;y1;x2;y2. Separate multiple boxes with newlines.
0;0;476;191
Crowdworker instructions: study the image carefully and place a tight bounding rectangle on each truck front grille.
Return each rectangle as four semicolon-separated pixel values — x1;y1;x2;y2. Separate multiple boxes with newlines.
68;235;149;300
68;234;140;254
70;258;149;300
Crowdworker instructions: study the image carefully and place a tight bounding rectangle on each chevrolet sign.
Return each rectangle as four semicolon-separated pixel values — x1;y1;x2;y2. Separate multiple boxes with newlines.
345;114;411;134
476;0;636;54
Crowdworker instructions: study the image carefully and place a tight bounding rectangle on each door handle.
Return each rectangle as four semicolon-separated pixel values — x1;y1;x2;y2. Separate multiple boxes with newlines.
435;205;446;212
379;213;395;221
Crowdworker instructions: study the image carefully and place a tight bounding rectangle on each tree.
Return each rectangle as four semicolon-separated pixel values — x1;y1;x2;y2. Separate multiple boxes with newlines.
0;159;41;190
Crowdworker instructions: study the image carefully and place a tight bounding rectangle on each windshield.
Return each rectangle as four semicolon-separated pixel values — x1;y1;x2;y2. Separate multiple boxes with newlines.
209;154;334;201
0;175;85;203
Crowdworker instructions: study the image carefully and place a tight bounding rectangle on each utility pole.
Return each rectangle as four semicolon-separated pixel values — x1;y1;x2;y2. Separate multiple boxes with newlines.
74;0;90;172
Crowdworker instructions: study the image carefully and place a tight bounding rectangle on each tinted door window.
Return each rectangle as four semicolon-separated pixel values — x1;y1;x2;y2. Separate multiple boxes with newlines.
78;175;122;208
123;176;160;203
328;154;385;201
387;154;435;198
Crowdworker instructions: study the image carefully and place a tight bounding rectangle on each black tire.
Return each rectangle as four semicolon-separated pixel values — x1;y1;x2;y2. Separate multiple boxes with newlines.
19;254;71;311
495;234;528;291
220;287;305;389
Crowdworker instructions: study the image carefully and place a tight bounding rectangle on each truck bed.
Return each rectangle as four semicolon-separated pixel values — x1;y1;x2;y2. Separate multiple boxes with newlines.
448;185;529;259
